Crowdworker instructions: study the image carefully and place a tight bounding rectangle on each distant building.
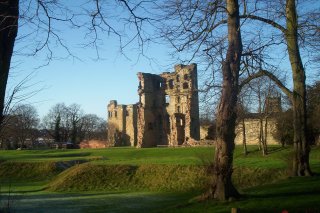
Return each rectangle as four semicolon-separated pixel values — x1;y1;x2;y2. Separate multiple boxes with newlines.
198;97;282;146
107;101;137;146
107;64;200;147
234;97;282;145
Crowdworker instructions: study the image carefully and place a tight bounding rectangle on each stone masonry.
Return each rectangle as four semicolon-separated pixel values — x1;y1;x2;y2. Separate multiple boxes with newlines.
107;64;200;147
199;97;282;145
234;97;282;145
107;101;137;146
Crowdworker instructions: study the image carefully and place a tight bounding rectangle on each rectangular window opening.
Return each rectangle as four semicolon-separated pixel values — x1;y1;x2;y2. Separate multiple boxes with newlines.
165;95;170;104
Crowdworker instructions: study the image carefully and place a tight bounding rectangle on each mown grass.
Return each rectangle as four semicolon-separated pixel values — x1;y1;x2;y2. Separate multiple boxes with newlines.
0;147;212;165
0;161;61;181
0;145;318;171
1;145;319;192
47;164;208;192
3;175;320;213
0;145;319;212
0;145;309;167
158;176;320;213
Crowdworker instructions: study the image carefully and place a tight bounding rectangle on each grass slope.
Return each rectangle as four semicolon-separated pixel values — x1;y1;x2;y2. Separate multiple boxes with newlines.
0;146;319;212
1;145;314;167
47;164;207;192
0;147;213;165
4;176;320;213
0;161;60;181
159;176;320;213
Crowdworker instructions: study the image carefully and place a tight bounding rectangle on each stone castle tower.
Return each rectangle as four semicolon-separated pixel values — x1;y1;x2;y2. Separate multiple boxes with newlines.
107;64;200;147
265;97;282;113
107;101;137;146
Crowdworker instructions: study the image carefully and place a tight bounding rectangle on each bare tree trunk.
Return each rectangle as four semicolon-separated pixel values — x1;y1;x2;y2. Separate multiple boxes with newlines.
242;118;247;155
207;0;242;201
54;115;61;142
259;117;265;156
286;0;312;176
257;90;263;151
263;116;268;155
0;1;19;128
258;136;262;150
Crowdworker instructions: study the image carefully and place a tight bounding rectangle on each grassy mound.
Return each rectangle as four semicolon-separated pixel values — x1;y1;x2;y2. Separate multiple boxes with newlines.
47;163;136;191
0;146;319;167
1;146;318;193
47;163;208;192
232;167;288;189
47;163;288;193
0;161;61;181
132;164;207;191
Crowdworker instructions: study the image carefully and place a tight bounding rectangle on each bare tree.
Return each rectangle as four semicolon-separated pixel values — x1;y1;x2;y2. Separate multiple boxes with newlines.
236;96;249;156
238;0;319;176
158;0;244;200
306;81;320;144
42;103;107;144
0;0;152;133
10;104;39;148
156;0;319;198
246;77;280;155
42;103;66;143
211;0;242;200
66;103;83;144
0;1;19;131
0;72;39;136
80;114;106;141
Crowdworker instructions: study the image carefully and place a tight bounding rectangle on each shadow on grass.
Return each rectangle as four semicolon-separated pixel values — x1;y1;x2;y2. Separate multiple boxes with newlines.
158;175;320;213
1;188;45;194
9;191;187;213
37;152;92;158
267;146;289;154
244;189;320;199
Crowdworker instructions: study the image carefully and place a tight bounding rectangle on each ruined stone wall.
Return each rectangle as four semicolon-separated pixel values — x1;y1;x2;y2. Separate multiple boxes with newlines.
125;104;137;146
199;118;279;145
137;73;166;147
160;63;200;146
160;70;185;146
234;97;282;146
200;126;210;140
79;140;108;148
107;100;135;146
107;68;282;148
234;118;279;145
108;64;200;148
107;100;119;146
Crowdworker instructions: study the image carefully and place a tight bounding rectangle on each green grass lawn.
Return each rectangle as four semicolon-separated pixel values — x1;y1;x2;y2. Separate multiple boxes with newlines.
0;145;320;212
157;176;320;213
0;145;311;167
0;146;213;165
3;176;320;213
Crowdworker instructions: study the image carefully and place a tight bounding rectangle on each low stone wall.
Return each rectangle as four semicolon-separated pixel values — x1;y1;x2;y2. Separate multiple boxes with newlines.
235;118;279;145
79;140;108;149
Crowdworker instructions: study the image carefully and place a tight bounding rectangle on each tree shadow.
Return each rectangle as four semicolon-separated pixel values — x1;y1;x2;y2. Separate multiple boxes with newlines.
242;176;320;200
267;146;289;154
244;189;320;200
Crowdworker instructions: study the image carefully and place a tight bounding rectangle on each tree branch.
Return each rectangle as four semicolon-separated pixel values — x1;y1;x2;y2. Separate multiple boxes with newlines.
240;14;287;34
239;69;293;101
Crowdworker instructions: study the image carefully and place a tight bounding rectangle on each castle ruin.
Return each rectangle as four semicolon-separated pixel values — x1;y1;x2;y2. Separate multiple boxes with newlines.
234;97;282;145
107;64;200;148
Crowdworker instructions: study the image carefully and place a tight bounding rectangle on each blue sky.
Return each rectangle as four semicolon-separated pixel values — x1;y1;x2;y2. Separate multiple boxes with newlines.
9;36;176;120
7;1;188;120
7;1;318;121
